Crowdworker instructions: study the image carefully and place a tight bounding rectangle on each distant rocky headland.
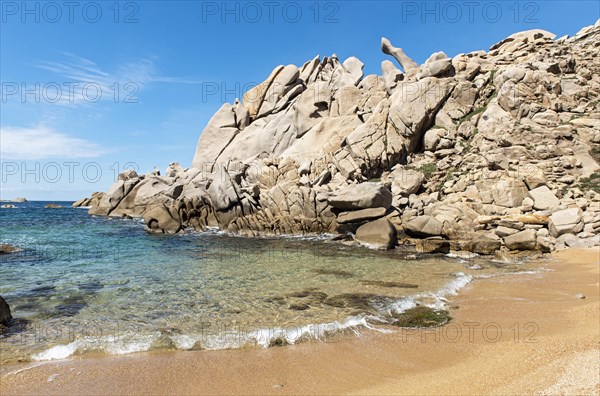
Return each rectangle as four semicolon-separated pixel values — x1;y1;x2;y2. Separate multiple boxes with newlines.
75;20;600;255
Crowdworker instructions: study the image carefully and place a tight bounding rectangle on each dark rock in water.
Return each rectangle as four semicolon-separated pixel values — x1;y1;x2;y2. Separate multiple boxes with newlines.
305;291;328;305
330;234;353;242
313;268;354;277
1;204;16;208
361;280;419;289
288;303;310;311
285;290;313;298
44;203;63;209
264;295;285;304
391;306;450;328
77;281;103;293
0;244;22;254
269;337;288;347
31;285;56;295
55;295;87;317
0;295;13;331
323;293;393;311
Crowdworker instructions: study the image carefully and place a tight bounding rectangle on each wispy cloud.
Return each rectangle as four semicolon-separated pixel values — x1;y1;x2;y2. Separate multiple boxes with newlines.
32;53;202;105
0;125;109;160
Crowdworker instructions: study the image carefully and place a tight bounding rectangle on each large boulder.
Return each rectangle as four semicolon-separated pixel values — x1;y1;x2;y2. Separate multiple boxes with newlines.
327;183;392;210
528;186;560;210
404;216;444;238
419;52;453;79
191;103;240;170
355;218;397;249
549;208;584;237
337;207;387;224
388;78;454;153
464;236;502;255
504;229;537;251
389;168;424;197
143;204;183;234
492;179;528;208
11;197;27;203
0;295;12;329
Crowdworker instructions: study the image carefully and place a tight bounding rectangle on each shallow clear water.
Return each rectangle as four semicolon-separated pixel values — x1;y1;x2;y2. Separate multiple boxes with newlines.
0;201;539;362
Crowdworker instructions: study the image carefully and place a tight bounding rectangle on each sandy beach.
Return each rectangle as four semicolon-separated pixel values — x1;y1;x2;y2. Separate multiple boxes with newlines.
1;248;598;395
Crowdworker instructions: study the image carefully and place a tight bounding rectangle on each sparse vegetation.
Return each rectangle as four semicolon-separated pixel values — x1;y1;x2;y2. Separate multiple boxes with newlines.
590;145;600;163
575;171;600;194
417;163;437;179
445;168;458;181
459;106;487;125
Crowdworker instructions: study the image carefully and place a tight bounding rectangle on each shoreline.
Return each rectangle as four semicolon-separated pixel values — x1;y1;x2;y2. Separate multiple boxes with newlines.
1;248;598;395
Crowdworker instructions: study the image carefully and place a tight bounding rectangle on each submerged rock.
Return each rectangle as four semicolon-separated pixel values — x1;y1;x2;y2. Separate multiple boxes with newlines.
288;303;310;311
361;280;418;288
391;306;450;328
323;293;393;311
313;269;354;277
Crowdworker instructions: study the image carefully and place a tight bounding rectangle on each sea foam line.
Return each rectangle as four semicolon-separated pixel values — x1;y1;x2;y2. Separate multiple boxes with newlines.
28;272;475;361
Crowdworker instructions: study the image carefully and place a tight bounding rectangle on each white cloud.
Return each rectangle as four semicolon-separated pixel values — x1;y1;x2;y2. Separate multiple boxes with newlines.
31;53;203;106
0;125;108;160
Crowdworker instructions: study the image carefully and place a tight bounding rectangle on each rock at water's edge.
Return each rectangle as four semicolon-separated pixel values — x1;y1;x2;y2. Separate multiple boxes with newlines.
0;295;12;329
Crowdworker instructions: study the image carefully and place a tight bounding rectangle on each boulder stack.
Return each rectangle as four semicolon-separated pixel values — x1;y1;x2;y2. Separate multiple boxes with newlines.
78;20;600;254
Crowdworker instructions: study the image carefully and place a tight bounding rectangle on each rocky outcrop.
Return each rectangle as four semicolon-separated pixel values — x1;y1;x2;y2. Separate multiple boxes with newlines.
0;244;22;254
0;295;12;332
79;20;600;255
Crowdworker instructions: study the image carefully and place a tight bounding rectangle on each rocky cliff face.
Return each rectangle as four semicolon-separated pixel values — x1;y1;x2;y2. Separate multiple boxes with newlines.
76;20;600;254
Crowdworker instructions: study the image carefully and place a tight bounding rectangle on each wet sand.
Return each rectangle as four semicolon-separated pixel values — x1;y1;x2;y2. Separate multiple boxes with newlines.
1;248;598;395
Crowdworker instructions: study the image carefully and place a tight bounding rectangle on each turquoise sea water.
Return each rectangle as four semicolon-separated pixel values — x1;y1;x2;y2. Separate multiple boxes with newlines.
0;201;539;362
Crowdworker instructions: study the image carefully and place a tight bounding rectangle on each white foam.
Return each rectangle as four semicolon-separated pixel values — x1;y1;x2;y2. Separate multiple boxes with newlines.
30;268;538;362
32;342;81;361
171;334;198;350
31;333;158;361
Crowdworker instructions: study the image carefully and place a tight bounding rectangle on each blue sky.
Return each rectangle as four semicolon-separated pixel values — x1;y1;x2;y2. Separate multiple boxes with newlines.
1;0;599;200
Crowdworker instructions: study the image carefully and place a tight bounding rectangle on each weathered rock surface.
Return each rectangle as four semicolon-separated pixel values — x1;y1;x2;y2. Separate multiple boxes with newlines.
0;295;12;330
464;237;502;255
79;20;600;255
0;244;22;254
528;186;560;210
549;208;584;237
327;183;392;210
337;207;387;224
354;218;397;249
404;216;444;238
504;229;538;251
